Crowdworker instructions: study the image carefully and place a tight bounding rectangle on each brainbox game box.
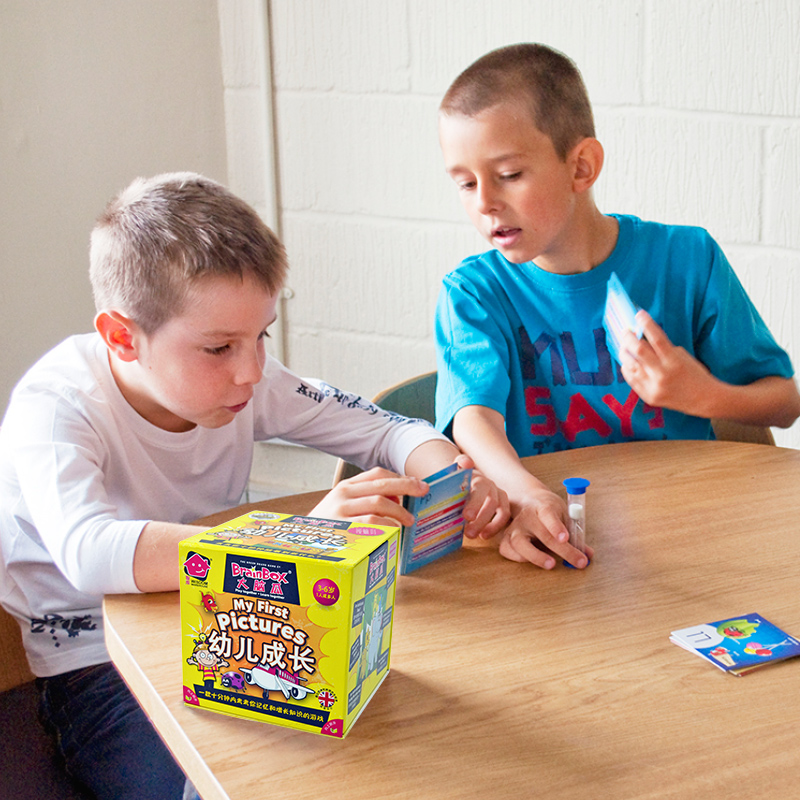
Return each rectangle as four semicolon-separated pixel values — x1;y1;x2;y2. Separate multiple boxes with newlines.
179;511;400;737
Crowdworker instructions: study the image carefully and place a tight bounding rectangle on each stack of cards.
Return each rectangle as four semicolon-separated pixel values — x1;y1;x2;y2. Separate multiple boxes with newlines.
670;612;800;676
400;463;472;575
603;272;644;364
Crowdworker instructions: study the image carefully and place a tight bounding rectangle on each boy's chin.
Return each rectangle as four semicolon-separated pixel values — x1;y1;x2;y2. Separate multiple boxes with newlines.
496;248;532;265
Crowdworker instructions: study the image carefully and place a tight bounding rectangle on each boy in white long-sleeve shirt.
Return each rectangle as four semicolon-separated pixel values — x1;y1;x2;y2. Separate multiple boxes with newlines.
0;173;507;800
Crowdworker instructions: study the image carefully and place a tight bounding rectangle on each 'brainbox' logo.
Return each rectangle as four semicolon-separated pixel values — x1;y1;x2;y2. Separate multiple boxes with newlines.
183;551;211;580
223;554;300;604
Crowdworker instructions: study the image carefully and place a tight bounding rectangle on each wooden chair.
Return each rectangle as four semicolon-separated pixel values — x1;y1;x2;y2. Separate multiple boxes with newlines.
711;419;775;446
0;599;91;798
332;371;438;484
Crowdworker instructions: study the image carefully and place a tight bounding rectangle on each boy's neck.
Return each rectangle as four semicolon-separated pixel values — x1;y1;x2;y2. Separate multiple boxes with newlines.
106;350;196;433
536;204;619;276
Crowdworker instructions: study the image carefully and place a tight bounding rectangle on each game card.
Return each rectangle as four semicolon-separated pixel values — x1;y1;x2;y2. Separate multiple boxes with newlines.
603;272;644;364
670;612;800;675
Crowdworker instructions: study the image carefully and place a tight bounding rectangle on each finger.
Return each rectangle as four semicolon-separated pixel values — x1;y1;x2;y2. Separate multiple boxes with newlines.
340;471;428;499
530;507;591;569
636;309;674;359
620;328;655;368
470;489;510;539
463;490;504;539
499;527;557;569
535;505;570;548
561;543;591;569
332;498;415;527
453;453;475;471
461;477;490;537
474;501;511;539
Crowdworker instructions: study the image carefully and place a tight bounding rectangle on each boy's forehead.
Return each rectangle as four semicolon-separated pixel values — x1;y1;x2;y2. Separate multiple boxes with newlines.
439;105;548;165
179;273;280;331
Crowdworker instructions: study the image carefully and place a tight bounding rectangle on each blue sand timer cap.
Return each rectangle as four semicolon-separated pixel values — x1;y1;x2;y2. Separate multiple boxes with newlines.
563;477;590;495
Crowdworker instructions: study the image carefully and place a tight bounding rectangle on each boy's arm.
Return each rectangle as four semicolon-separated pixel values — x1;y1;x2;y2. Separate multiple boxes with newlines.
133;521;206;593
622;311;800;429
451;405;590;570
132;440;510;594
311;441;509;540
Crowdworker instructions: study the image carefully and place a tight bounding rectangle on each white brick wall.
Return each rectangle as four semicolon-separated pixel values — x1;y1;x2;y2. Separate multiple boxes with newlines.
226;0;800;453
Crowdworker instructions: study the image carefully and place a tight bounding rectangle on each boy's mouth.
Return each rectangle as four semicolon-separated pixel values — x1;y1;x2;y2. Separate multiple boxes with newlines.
226;401;249;414
492;226;522;244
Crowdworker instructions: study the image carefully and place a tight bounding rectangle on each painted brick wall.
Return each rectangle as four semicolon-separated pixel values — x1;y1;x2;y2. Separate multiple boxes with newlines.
231;0;800;450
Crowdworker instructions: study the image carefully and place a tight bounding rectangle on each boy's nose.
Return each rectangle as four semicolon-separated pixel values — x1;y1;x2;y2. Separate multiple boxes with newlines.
475;182;500;214
234;349;265;385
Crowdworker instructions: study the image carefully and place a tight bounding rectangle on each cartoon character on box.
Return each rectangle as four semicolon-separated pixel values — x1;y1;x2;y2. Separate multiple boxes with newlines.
220;671;246;692
187;634;229;689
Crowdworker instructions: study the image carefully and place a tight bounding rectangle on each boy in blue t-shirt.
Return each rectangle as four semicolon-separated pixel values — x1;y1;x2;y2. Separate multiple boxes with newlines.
434;43;800;571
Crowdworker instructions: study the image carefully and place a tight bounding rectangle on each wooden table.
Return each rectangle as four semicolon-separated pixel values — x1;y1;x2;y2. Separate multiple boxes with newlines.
104;441;800;799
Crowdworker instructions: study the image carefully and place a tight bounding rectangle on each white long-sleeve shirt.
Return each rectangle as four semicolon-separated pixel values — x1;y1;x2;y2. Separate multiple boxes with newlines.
0;334;446;676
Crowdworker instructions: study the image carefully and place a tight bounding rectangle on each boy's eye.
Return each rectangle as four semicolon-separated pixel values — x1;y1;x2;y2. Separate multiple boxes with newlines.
205;344;231;356
501;171;522;181
258;329;271;340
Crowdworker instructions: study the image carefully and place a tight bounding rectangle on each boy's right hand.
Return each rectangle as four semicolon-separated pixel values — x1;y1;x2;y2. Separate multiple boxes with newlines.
499;488;592;570
310;467;428;528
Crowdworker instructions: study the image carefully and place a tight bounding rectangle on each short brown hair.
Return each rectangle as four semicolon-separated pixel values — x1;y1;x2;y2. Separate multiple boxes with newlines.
440;43;595;160
90;173;287;333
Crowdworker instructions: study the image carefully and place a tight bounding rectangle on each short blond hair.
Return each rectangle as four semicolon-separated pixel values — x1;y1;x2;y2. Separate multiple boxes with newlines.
90;173;287;333
440;43;595;160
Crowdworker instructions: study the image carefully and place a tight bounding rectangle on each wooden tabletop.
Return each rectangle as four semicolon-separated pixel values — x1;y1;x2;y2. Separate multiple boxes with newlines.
104;441;800;800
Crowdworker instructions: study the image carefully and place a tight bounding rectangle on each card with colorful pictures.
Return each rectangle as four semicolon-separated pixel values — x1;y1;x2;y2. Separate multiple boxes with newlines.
670;612;800;676
603;272;644;364
400;463;472;575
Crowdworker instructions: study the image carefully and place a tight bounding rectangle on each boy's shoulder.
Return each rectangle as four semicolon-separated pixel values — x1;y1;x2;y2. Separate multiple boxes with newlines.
444;247;516;285
618;214;716;251
6;333;109;415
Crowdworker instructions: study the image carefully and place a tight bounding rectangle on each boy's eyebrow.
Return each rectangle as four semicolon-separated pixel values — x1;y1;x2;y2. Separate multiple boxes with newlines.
200;314;279;339
446;152;526;173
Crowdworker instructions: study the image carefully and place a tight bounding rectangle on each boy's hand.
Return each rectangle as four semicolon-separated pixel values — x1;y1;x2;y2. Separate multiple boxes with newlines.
310;467;428;528
452;454;510;540
499;488;592;570
620;309;716;416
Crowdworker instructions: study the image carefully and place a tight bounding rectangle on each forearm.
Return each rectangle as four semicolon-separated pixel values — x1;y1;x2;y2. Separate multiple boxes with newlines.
623;313;800;429
403;437;461;479
133;521;206;593
696;376;800;429
451;406;551;508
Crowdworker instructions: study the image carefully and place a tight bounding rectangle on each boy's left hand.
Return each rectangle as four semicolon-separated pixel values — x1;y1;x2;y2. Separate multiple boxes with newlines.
453;454;510;540
620;309;716;416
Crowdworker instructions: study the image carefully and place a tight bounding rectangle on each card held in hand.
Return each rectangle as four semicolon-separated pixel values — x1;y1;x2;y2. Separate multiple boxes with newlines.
603;272;644;364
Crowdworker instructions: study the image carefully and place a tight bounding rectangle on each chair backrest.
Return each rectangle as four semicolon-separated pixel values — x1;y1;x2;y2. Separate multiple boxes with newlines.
0;604;34;693
330;379;775;484
332;371;438;485
711;419;775;446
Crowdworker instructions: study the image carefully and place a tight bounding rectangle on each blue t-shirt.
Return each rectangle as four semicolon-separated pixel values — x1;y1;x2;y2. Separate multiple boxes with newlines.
434;215;793;456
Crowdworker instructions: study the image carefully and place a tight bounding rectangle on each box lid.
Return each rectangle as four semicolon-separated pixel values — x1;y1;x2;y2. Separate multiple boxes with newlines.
180;511;399;567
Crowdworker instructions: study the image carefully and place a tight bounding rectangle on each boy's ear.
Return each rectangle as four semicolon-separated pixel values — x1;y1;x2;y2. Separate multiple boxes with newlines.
95;310;139;362
570;137;604;194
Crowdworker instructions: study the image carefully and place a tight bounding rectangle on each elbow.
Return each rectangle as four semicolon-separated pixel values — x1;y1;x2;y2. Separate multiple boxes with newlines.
773;388;800;429
775;403;800;430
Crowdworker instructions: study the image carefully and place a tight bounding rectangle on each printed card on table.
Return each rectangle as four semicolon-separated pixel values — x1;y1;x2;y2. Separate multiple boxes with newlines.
603;272;644;364
400;464;472;575
670;612;800;676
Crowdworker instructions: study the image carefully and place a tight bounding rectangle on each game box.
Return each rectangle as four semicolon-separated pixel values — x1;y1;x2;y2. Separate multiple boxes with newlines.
180;511;399;737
